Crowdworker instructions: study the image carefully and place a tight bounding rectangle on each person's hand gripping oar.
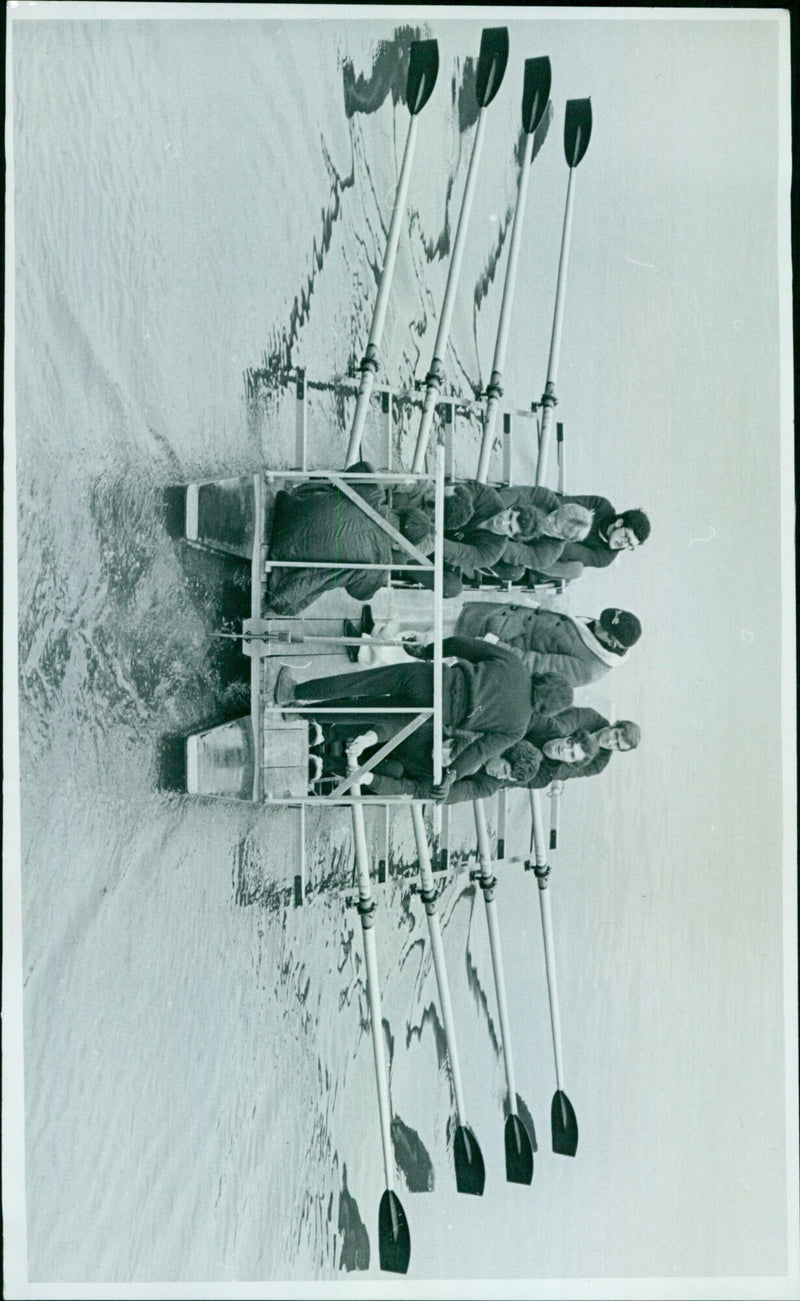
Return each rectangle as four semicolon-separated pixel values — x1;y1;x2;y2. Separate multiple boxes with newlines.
476;56;553;483
526;788;578;1157
345;39;440;465
411;27;510;473
534;97;592;485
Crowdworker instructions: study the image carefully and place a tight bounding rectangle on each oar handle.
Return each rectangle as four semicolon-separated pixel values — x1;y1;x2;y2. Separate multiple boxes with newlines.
346;115;420;465
473;801;518;1112
352;794;395;1190
535;165;577;485
412;109;489;472
476;129;536;484
411;804;467;1125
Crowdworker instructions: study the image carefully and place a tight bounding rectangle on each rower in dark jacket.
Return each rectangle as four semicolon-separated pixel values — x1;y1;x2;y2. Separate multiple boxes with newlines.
523;708;642;787
495;486;651;574
312;673;572;802
274;636;549;786
319;734;544;805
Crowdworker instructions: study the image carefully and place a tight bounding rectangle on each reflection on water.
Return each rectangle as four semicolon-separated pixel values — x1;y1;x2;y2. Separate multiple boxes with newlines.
342;26;424;119
391;1116;435;1193
336;1165;371;1270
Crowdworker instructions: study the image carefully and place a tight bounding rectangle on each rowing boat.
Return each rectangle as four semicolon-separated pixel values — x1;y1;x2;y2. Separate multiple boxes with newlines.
166;27;589;1275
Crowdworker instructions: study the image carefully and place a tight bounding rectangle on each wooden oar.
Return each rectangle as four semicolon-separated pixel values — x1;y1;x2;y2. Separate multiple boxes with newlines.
473;801;535;1183
411;27;509;473
534;98;592;485
346;40;440;465
351;788;411;1272
528;789;578;1156
476;57;553;483
411;804;485;1195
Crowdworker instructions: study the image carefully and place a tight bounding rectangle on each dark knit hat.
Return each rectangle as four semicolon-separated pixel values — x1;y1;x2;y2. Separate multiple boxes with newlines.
443;483;474;530
599;607;641;648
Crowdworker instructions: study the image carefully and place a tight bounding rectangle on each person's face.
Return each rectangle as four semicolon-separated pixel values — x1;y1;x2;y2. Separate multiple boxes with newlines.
485;508;521;537
597;725;632;751
485;755;512;780
607;519;639;551
543;737;587;763
594;623;624;651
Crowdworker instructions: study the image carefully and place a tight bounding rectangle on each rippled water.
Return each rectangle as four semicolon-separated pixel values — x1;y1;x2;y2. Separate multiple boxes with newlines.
10;12;790;1290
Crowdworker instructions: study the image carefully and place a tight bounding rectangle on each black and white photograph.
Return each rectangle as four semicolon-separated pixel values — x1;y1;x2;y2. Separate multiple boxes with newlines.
3;5;797;1297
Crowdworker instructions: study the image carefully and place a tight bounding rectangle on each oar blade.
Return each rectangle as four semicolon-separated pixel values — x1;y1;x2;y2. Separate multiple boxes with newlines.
504;1114;534;1185
564;98;592;168
476;27;509;109
406;39;439;116
378;1189;411;1274
521;57;552;134
551;1089;579;1157
454;1124;486;1195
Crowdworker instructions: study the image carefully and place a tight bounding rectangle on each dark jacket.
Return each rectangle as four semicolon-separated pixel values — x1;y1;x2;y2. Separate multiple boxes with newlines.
368;770;506;804
265;462;419;615
496;487;619;572
353;726;504;802
555;494;618;568
307;637;534;781
366;724;510;804
524;706;611;786
455;602;628;688
441;482;511;577
417;635;533;779
492;534;569;578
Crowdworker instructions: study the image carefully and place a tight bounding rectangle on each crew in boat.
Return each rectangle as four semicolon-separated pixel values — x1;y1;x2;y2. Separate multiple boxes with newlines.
308;695;640;802
493;484;651;579
304;671;572;798
321;734;545;805
480;499;594;584
263;462;537;616
273;638;569;792
366;713;641;800
391;478;555;597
